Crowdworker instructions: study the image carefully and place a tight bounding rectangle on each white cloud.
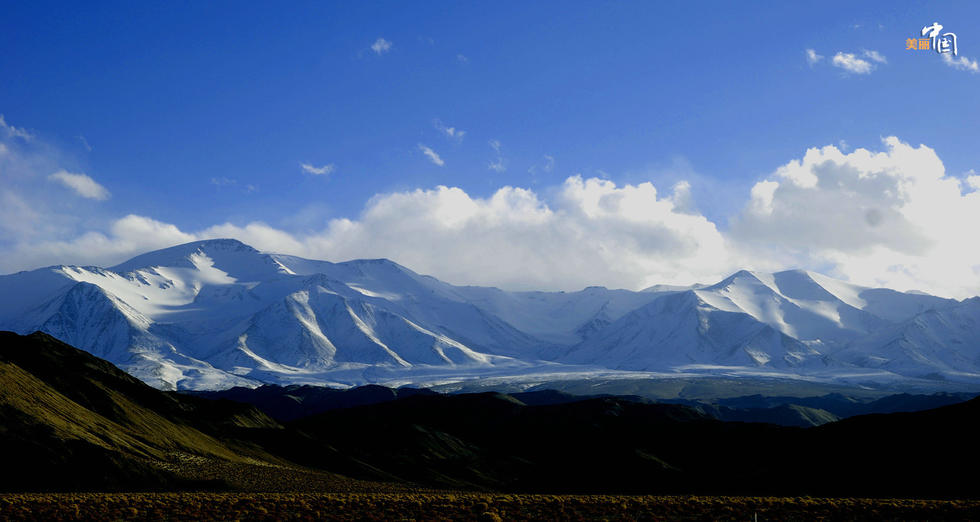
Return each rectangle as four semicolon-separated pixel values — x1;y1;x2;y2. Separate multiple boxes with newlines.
942;53;980;73
456;54;469;64
5;215;199;270
434;119;465;142
371;38;392;55
732;137;980;297
300;162;335;176
0;115;34;141
832;52;874;74
203;176;731;291
862;49;887;63
48;170;111;200
805;48;823;66
488;140;506;172
418;144;444;166
6;119;980;299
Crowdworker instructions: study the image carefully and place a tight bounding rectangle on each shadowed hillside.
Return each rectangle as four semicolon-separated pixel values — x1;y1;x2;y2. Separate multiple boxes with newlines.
0;331;385;492
3;330;980;498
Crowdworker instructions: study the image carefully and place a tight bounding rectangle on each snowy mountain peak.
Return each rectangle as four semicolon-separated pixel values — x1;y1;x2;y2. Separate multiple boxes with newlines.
110;238;290;282
707;269;775;291
2;239;979;391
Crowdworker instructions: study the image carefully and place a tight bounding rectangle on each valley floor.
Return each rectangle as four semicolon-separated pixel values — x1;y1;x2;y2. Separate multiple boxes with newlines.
1;492;979;521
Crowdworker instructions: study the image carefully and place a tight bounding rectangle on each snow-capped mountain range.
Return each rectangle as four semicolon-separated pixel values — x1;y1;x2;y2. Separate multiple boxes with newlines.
1;239;979;390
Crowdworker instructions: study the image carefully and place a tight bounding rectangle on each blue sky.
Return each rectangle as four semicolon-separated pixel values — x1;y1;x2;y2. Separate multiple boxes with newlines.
2;1;980;296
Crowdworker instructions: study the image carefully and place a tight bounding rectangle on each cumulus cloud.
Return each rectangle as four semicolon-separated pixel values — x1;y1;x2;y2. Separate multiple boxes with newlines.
205;176;731;290
371;38;392;55
942;53;980;73
832;52;874;74
300;162;335;176
417;144;444;166
5;215;198;270
805;49;823;66
731;137;980;297
48;170;111;200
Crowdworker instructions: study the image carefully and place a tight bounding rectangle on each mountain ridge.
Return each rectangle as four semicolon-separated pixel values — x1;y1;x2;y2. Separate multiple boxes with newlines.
1;238;978;391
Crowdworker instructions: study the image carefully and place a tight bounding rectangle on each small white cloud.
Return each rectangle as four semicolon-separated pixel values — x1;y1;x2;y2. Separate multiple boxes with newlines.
210;177;237;186
418;144;445;166
300;163;335;176
488;140;506;172
457;54;469;64
839;140;849;151
805;48;824;66
434;119;465;142
529;155;555;176
78;135;92;152
0;115;34;141
862;49;887;64
371;38;392;55
832;52;875;74
942;53;979;73
48;170;111;200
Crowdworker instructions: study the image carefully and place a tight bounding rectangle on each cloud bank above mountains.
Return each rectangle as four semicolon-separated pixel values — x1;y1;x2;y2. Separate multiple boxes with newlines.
2;116;979;298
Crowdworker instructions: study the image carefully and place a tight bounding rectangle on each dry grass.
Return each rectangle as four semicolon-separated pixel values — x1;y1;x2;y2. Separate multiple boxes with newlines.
1;492;978;521
152;452;419;493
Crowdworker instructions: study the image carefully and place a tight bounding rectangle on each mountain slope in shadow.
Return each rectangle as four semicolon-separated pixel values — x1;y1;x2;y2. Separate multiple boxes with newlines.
0;331;356;492
3;330;980;498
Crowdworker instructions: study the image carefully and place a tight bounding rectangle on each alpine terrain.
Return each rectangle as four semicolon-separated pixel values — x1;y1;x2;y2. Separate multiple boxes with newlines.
1;239;978;391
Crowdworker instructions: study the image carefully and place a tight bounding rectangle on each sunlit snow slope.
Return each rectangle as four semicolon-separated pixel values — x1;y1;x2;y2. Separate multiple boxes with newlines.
0;239;977;390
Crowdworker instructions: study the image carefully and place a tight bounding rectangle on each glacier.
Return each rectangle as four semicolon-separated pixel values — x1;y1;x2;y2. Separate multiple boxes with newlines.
1;238;979;391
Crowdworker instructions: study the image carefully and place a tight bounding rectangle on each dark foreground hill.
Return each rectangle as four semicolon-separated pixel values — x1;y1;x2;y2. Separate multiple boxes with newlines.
0;331;388;493
2;330;979;498
285;391;980;498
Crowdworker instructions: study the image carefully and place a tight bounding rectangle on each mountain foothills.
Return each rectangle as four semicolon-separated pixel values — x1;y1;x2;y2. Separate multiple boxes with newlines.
3;331;980;498
1;239;979;391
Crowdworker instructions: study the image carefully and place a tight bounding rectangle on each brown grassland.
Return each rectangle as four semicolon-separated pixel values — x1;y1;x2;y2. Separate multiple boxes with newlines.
1;492;979;521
